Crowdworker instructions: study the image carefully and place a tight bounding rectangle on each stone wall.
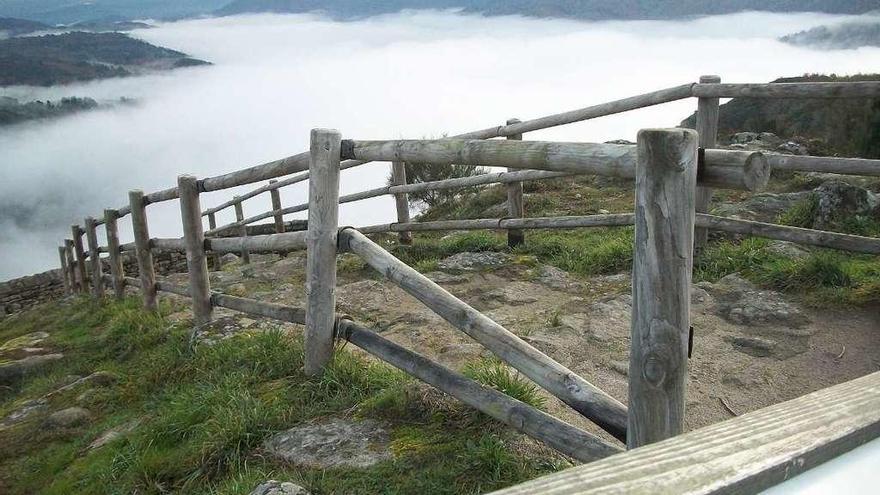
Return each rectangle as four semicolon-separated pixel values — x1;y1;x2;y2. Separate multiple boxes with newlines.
0;269;64;316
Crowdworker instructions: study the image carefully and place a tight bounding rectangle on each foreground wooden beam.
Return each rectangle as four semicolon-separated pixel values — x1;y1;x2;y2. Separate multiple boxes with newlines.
339;319;623;462
629;128;697;449
304;128;342;377
84;216;105;298
178;175;213;326
766;154;880;177
128;190;158;312
490;371;880;495
340;228;628;441
342;139;768;192
104;209;125;299
691;81;880;98
206;231;308;254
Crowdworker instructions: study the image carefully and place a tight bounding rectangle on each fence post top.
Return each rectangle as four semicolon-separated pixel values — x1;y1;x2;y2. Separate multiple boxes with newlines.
506;117;521;125
177;174;197;183
699;75;721;84
311;128;341;137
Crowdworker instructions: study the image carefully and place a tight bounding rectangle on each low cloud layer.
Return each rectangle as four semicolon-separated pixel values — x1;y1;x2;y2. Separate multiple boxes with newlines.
1;10;878;280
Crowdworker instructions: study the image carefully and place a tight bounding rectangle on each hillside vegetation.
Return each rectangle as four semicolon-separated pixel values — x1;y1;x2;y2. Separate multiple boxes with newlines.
681;74;880;159
781;21;880;50
0;31;210;87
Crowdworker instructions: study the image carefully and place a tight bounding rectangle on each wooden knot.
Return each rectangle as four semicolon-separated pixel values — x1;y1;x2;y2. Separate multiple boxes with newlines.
642;352;667;387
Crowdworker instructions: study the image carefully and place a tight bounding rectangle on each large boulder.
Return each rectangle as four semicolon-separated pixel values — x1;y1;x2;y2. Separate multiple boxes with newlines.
813;180;878;230
46;407;90;428
262;418;392;469
0;353;63;384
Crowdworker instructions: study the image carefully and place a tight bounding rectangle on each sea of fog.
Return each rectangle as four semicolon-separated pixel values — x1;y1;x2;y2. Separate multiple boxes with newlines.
1;9;879;280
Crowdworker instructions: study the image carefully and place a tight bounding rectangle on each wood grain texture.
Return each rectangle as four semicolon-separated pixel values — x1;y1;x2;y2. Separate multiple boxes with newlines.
694;75;720;251
692;81;880;98
340;228;628;441
203;171;308;216
178;175;213;326
344;139;765;191
104;209;125;299
207;231;307;254
84;217;105;298
304;129;342;377
57;246;71;294
490;371;880;495
505;118;525;248
269;180;285;234
64;240;78;292
767;154;880;176
339;319;623;462
207;212;222;270
71;225;89;294
391;161;412;244
128;190;158;311
629;128;698;449
233;197;251;264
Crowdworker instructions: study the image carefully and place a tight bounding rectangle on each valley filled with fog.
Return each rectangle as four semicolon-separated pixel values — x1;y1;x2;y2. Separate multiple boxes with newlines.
1;9;878;280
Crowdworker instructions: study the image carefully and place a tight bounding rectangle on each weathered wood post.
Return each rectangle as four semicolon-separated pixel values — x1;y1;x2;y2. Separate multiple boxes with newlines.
129;190;158;311
104;209;126;299
64;240;78;293
178;175;213;326
305;128;342;376
506;118;525;248
694;75;721;253
391;161;412;245
71;225;89;294
628;128;698;449
57;246;71;295
84;216;105;298
270;180;285;234
207;212;222;271
233;197;251;264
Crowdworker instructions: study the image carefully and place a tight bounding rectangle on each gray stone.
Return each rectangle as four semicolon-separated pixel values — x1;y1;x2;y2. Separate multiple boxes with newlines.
813;180;878;230
220;253;240;264
537;265;581;291
727;336;777;358
777;141;809;155
0;331;49;353
46;407;90;428
765;240;810;259
702;274;810;328
0;398;47;430
731;132;758;144
250;480;310;495
0;353;64;384
425;271;469;285
482;283;539;307
263;418;392;469
713;192;810;223
88;419;140;450
437;252;511;273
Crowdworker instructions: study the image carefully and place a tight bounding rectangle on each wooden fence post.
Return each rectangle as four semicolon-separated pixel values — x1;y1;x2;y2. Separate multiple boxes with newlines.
305;128;342;376
104;209;125;299
391;161;412;245
57;246;71;295
506;118;525;248
129;190;158;311
694;75;721;253
178;175;213;326
234;197;251;264
270;180;285;234
64;239;78;293
628;128;698;449
207;212;222;271
71;225;89;294
84;216;105;298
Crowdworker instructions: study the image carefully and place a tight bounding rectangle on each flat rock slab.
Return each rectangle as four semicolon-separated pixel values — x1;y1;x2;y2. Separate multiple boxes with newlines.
438;252;511;273
700;274;810;328
250;480;310;495
0;353;64;384
0;332;49;352
46;407;90;428
263;418;392;469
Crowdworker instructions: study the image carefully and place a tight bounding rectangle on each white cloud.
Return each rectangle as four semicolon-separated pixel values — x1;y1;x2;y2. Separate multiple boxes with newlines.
1;9;878;279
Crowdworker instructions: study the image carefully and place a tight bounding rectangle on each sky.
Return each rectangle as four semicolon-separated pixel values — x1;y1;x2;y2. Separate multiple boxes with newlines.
1;9;879;280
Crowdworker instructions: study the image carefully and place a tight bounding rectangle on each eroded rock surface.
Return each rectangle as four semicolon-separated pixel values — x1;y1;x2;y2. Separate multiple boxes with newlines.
438;252;511;272
250;480;310;495
263;418;392;469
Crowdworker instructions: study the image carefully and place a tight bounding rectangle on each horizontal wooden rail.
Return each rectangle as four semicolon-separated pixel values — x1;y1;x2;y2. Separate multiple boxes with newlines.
692;81;880;98
490;370;880;494
339;227;628;440
338;319;623;462
206;230;308;254
202;170;310;217
342;139;769;192
767;154;880;177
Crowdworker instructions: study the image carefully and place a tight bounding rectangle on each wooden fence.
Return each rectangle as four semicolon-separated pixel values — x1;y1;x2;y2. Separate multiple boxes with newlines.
52;77;880;491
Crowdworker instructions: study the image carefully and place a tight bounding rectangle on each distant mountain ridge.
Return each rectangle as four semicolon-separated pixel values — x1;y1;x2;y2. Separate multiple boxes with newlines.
781;21;880;49
0;0;877;24
216;0;878;21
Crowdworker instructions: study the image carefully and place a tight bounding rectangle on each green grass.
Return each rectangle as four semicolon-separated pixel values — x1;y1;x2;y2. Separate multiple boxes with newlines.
0;298;565;495
463;359;545;410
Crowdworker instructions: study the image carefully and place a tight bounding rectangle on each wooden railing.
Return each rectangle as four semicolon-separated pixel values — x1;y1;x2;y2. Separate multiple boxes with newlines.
53;77;880;491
